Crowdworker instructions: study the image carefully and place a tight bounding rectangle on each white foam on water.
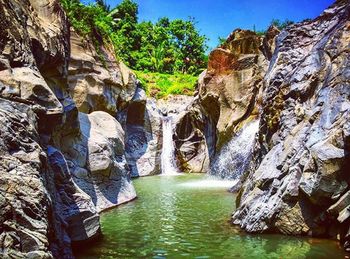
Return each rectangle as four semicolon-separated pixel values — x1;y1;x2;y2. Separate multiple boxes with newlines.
179;178;238;189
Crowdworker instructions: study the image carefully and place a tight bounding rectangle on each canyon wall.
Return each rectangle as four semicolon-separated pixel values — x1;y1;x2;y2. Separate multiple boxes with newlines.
1;0;349;256
233;0;350;251
0;0;144;257
173;0;350;252
174;27;279;174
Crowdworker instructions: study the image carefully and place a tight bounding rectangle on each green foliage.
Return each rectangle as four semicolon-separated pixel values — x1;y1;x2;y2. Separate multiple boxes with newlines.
217;37;226;46
255;30;266;36
60;0;208;75
61;0;113;38
96;0;110;12
270;19;294;30
252;19;295;36
134;71;197;99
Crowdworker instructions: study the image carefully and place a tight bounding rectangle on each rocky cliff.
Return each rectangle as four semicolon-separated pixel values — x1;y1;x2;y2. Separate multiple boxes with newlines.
173;0;350;252
233;0;350;251
0;0;141;257
117;88;163;177
1;0;349;256
174;27;279;174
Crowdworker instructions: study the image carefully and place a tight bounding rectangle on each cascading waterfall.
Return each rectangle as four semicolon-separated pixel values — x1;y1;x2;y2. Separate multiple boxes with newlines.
210;120;260;179
161;115;179;175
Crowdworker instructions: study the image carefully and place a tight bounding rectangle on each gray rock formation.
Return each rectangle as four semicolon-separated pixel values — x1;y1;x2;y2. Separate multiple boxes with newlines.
117;88;163;177
58;111;136;212
232;0;350;252
68;31;137;115
0;0;137;257
174;28;279;174
0;98;62;258
173;98;212;173
170;0;350;252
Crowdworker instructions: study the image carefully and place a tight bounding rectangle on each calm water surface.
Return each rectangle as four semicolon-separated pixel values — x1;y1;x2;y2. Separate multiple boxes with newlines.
76;174;345;258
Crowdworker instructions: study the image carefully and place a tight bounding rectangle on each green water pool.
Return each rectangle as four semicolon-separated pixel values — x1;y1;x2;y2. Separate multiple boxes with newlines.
75;174;345;258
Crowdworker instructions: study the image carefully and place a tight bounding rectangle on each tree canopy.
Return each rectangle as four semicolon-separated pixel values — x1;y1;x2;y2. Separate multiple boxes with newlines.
61;0;208;75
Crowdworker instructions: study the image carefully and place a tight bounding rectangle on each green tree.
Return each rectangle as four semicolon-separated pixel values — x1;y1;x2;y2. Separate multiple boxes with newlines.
60;0;208;75
109;0;139;67
96;0;110;12
169;18;208;74
270;19;294;30
109;0;138;25
218;36;226;46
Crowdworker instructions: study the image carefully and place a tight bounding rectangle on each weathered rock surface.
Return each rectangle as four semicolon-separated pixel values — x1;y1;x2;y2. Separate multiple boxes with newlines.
232;0;350;251
59;111;136;212
117;88;163;177
46;145;100;245
0;0;137;257
68;31;137;115
174;28;279;174
173;97;212;173
0;98;58;258
201;29;273;150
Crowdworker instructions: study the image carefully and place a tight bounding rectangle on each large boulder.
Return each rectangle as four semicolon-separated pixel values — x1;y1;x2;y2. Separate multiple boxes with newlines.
61;111;137;212
233;0;350;250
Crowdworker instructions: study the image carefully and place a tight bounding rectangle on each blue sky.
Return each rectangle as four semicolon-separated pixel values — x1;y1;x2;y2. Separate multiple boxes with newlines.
84;0;334;51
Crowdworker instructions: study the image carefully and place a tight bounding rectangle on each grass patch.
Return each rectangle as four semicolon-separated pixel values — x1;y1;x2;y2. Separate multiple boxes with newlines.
134;71;197;99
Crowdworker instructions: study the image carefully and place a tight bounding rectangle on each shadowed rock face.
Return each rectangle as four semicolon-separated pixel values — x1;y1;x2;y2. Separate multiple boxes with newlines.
0;1;75;258
174;28;279;174
0;0;137;257
233;0;350;251
117;88;163;177
0;98;60;259
57;111;136;213
173;99;213;173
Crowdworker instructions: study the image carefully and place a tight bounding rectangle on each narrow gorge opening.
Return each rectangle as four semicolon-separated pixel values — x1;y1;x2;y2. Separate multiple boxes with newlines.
2;0;349;258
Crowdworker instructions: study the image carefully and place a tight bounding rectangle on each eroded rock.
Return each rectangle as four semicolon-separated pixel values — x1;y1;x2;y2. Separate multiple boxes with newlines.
0;0;138;257
68;111;136;212
174;28;278;175
68;31;137;115
117;88;163;177
233;1;350;250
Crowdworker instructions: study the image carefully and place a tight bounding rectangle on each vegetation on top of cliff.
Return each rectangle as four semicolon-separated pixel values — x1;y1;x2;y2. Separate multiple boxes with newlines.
216;18;295;46
255;19;294;35
134;71;197;99
60;0;208;75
